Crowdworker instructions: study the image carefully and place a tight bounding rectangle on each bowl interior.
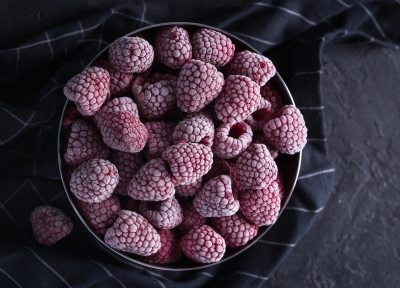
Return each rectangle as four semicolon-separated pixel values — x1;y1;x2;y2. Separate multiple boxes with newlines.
57;22;301;271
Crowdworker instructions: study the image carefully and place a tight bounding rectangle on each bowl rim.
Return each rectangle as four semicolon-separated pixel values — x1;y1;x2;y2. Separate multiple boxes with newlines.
57;21;302;271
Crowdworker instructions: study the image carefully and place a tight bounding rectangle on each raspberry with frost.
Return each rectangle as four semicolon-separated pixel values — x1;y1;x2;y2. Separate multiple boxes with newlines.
93;96;139;127
261;82;283;114
139;197;183;229
173;112;214;147
245;98;273;132
143;229;182;264
175;176;202;197
252;131;279;159
145;121;175;159
202;156;231;183
179;202;207;235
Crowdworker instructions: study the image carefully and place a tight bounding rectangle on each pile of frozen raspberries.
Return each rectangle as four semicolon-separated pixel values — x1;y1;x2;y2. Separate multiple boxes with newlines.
51;26;307;265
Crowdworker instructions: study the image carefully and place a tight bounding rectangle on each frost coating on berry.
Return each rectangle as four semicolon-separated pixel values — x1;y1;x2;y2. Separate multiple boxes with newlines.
104;210;161;256
63;66;110;116
180;225;226;264
173;112;215;147
110;151;145;195
31;206;74;246
143;229;182;264
93;96;139;126
275;170;285;200
202;156;230;183
154;26;192;69
212;122;253;159
175;176;202;197
193;175;239;217
70;159;119;203
145;122;175;159
239;181;281;226
263;105;307;154
236;143;277;189
211;211;258;248
252;131;279;159
132;76;177;120
177;59;224;113
179;203;207;235
261;82;283;114
108;36;154;73
214;75;261;125
192;28;235;67
127;158;175;201
227;50;276;86
245;98;273;132
162;143;213;185
139;197;183;229
64;119;109;165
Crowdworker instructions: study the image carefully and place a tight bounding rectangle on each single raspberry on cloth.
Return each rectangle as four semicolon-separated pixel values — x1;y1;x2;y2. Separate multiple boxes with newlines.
154;26;192;69
63;66;110;116
31;206;74;246
177;59;224;113
263;105;308;154
180;225;226;264
227;50;276;86
179;202;207;235
191;28;235;67
173;112;215;147
108;36;154;73
104;210;161;256
70;158;119;203
144;121;175;159
143;229;182;264
139;197;183;229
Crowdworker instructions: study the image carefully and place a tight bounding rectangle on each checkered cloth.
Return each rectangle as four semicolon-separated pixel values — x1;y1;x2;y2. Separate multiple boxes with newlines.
1;1;399;287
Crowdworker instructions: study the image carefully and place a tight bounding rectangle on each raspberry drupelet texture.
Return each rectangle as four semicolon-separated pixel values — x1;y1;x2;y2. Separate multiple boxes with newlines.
145;121;175;159
173;112;215;147
245;98;273;132
93;96;139;126
154;26;192;69
31;206;74;246
191;28;235;67
127;158;175;201
236;143;277;189
261;82;283;114
161;143;213;185
227;50;276;86
252;131;279;159
108;36;154;73
239;181;281;226
211;211;258;248
179;202;207;235
143;229;182;264
70;158;119;203
177;59;224;113
202;156;231;183
76;195;121;235
193;175;239;217
64;119;109;166
109;150;145;195
139;197;183;229
212;122;253;159
263;105;308;155
104;210;161;256
180;225;226;264
175;176;202;197
132;75;177;120
214;75;261;125
63;66;110;116
275;170;286;201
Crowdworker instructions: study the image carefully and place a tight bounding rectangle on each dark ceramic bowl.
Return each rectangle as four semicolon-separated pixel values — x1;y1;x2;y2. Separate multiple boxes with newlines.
57;22;301;271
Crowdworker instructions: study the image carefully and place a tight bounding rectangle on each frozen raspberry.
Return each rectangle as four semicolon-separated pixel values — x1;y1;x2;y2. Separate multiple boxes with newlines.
62;104;80;128
263;105;307;154
139;197;183;229
109;151;145;195
145;121;175;159
275;170;285;200
31;206;73;246
173;112;215;147
193;175;239;217
162;143;213;185
211;211;258;248
202;156;230;183
180;225;226;264
252;132;279;159
132;75;177;120
179;202;207;235
64;119;109;166
94;59;134;96
239;181;281;226
177;59;224;113
108;36;154;73
143;229;182;264
227;50;276;86
175;176;202;197
70;158;119;203
93;96;139;126
245;98;273;132
63;66;110;116
191;28;235;67
154;26;192;69
104;210;161;256
212;122;253;159
76;195;121;235
127;158;175;201
236;143;277;189
214;75;261;124
261;82;283;114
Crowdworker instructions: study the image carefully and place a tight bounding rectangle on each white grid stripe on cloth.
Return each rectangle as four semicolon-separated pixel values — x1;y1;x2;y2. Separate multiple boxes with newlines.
359;3;387;38
253;2;317;25
0;267;23;288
